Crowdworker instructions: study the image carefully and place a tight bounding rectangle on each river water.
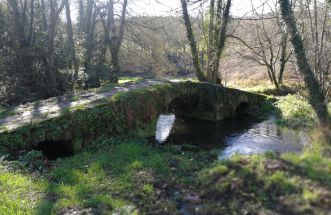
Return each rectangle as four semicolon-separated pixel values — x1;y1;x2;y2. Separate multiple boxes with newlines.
155;114;309;159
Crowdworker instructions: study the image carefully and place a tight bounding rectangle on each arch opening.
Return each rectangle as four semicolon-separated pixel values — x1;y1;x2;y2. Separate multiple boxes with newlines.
168;95;213;119
235;102;250;116
34;140;74;160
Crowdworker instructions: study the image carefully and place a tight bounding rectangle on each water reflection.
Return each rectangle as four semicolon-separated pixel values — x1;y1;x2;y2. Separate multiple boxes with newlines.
155;114;309;159
155;114;175;143
219;117;309;159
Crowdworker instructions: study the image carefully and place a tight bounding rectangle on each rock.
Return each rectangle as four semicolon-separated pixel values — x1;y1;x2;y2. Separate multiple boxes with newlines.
264;160;286;170
184;193;201;203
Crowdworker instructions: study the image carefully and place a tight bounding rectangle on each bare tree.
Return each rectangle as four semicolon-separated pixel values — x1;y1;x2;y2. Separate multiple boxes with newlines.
180;0;232;84
295;0;331;98
229;2;292;89
180;0;205;81
279;0;330;128
65;0;79;84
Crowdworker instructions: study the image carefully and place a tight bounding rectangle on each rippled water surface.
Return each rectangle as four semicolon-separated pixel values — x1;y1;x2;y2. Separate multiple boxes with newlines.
155;115;309;159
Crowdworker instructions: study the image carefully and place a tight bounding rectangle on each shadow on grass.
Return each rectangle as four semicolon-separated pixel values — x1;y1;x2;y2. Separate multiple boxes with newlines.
32;140;175;214
280;157;331;189
199;160;306;215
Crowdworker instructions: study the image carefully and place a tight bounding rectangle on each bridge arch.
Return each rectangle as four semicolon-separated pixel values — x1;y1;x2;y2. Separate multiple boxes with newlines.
167;93;214;119
0;81;266;153
235;101;250;116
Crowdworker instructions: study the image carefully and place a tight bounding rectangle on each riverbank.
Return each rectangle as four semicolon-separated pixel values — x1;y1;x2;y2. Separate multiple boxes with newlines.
0;92;330;214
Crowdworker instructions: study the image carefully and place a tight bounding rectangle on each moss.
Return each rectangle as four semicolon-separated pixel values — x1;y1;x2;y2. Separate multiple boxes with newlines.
0;82;266;153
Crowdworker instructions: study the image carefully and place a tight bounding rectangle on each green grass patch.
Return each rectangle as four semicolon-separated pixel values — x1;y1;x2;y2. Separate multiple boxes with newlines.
197;141;331;214
0;138;215;214
1;133;331;215
0;170;47;214
0;108;16;118
275;94;317;128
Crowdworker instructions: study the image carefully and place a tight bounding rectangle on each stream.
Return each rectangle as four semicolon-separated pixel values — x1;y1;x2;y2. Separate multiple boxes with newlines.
155;114;310;159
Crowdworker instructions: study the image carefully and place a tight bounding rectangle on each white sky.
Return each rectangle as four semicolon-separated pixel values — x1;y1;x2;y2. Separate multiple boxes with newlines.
129;0;275;17
67;0;274;22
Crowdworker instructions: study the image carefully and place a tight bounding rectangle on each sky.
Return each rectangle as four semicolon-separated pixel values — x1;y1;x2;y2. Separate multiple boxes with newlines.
129;0;275;17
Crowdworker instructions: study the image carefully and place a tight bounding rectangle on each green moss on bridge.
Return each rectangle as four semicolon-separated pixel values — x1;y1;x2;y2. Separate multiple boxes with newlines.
0;82;266;153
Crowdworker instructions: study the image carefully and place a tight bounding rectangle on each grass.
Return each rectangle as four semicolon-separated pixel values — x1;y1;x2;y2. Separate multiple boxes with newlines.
1;136;330;214
0;107;16;119
0;107;5;118
0;160;48;215
1;85;331;214
196;140;331;214
275;94;318;128
0;139;216;214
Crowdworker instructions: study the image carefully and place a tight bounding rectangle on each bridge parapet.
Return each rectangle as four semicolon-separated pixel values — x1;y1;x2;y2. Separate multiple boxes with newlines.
0;81;266;153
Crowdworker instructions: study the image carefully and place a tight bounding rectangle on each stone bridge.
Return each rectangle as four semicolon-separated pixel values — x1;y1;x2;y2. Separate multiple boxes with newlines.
0;80;266;153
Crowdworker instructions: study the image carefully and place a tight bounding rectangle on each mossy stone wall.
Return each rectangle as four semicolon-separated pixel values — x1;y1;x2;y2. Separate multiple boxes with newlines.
0;82;266;153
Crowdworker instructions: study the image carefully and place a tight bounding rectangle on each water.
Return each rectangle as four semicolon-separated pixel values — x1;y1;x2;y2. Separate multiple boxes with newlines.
155;114;309;159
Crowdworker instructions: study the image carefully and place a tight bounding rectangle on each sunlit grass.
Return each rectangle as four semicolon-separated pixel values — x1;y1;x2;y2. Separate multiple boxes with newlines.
0;171;47;214
118;76;143;84
0;139;212;214
276;94;317;128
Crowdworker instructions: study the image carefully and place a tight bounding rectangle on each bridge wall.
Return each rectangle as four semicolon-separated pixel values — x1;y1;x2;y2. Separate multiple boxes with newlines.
0;82;266;153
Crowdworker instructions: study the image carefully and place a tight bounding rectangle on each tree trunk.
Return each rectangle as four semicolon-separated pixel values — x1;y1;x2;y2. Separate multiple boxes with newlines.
46;0;67;94
46;21;57;92
110;0;127;82
270;67;279;89
40;0;47;31
206;0;215;80
65;0;79;84
78;0;84;33
85;9;97;87
110;48;119;83
212;0;231;84
83;0;95;84
85;0;93;34
278;32;288;85
180;0;206;81
279;0;331;128
7;0;24;48
27;0;35;44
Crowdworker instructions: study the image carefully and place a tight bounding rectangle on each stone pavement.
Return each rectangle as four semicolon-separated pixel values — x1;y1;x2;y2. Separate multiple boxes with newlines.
0;80;164;133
